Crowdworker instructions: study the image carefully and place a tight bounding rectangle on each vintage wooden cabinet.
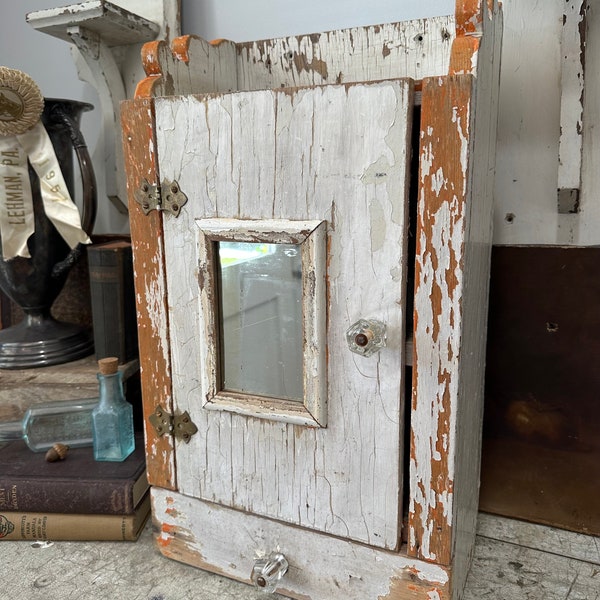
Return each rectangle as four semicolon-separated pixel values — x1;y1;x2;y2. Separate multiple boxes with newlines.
121;1;502;597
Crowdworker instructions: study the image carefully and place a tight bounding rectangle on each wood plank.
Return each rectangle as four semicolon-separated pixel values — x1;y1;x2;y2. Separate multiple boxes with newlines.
1;514;599;600
120;97;176;490
236;17;455;90
136;17;455;98
580;0;600;244
152;487;452;600
409;5;501;589
557;0;587;206
136;36;238;97
446;3;502;596
156;80;413;550
465;535;600;600
476;513;600;566
409;74;476;565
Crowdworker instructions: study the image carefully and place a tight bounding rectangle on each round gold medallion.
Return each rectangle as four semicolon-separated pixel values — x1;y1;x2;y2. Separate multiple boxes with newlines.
0;67;44;136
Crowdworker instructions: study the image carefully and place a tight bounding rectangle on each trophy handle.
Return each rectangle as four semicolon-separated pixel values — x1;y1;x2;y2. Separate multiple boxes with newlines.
55;107;97;236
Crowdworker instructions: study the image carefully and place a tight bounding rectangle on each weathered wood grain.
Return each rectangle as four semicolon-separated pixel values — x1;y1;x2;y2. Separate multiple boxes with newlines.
156;80;413;550
120;98;176;490
236;17;454;90
152;487;452;600
477;513;600;566
408;9;501;595
409;74;475;565
123;2;503;598
137;17;455;99
136;36;238;98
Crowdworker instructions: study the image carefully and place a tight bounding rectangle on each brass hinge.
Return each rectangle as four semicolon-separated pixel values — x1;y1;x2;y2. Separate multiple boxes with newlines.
135;178;188;217
149;406;198;443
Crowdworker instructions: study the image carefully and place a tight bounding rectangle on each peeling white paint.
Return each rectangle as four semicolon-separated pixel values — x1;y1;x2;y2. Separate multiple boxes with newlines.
431;166;445;195
155;79;412;550
144;262;170;365
452;105;470;194
152;487;451;600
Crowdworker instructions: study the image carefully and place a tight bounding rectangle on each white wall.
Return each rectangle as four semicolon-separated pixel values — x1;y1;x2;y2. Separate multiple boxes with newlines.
181;0;453;42
2;1;599;246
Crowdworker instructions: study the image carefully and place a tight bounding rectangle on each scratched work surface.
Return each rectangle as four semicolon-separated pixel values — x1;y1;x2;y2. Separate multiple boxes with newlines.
0;514;598;600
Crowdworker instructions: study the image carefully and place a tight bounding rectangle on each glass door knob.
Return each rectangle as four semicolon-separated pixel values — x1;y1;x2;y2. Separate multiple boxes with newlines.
346;318;387;357
251;552;289;593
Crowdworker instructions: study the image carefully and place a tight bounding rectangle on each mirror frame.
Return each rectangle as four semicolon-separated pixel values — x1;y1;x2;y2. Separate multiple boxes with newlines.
196;218;328;427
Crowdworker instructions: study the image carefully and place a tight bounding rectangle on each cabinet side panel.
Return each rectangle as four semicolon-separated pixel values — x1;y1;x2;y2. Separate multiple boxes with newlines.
409;75;475;565
121;98;176;490
450;3;502;596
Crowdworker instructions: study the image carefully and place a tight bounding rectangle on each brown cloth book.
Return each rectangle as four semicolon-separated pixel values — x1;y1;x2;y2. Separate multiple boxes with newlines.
0;433;148;515
0;492;150;541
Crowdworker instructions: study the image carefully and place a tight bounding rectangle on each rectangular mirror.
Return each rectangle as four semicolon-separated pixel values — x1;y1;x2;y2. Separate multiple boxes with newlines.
217;241;303;401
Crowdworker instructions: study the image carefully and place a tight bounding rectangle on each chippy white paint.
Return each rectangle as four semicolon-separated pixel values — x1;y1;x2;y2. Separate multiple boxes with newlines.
156;80;412;550
141;255;170;366
237;17;455;90
125;3;503;597
152;487;451;600
195;217;328;427
558;0;587;193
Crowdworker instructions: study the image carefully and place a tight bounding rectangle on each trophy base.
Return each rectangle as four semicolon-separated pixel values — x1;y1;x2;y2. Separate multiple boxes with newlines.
0;316;94;369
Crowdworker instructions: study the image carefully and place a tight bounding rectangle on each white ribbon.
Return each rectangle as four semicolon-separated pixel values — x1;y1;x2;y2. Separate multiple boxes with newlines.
0;121;91;260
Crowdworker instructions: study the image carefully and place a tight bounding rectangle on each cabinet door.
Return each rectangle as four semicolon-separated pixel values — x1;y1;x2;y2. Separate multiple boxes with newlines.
156;79;413;550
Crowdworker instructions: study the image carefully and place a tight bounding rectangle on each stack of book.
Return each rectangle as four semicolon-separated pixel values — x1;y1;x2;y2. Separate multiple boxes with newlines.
0;433;149;541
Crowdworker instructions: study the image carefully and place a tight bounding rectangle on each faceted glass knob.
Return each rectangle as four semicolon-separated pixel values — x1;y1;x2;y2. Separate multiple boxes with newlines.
346;318;386;357
251;552;289;594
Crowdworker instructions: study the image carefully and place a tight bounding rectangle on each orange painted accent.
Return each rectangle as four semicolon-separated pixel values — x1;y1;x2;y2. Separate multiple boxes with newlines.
454;0;484;36
135;76;159;99
161;522;177;534
380;574;452;599
140;40;163;75
171;34;195;63
449;36;481;75
136;40;168;98
409;75;475;565
121;99;177;490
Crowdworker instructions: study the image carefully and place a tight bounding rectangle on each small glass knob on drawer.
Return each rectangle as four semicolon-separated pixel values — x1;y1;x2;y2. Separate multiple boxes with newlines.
251;552;289;594
346;318;387;357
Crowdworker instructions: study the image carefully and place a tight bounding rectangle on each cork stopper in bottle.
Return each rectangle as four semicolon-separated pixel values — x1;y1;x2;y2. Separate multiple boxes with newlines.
98;357;119;375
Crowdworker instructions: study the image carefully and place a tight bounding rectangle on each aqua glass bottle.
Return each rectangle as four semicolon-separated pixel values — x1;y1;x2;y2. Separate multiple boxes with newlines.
92;357;135;461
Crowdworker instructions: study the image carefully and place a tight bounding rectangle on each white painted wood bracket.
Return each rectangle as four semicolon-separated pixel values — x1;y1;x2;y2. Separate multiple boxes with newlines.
558;0;588;215
26;0;180;213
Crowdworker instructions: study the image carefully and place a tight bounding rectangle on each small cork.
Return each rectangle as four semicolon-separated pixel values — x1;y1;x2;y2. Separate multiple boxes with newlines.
98;357;119;375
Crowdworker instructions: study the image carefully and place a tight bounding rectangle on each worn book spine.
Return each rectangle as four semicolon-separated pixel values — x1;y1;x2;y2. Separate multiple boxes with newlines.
88;241;138;364
0;473;148;515
0;494;150;541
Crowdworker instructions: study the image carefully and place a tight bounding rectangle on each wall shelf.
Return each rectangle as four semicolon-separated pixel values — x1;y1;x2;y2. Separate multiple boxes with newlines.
26;0;180;216
25;1;160;46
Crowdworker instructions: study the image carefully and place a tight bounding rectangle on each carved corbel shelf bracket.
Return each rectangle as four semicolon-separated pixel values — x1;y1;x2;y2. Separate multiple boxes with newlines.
27;0;179;214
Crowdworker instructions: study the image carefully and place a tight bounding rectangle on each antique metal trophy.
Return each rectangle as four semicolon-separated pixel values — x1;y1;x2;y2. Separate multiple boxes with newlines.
0;67;96;368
